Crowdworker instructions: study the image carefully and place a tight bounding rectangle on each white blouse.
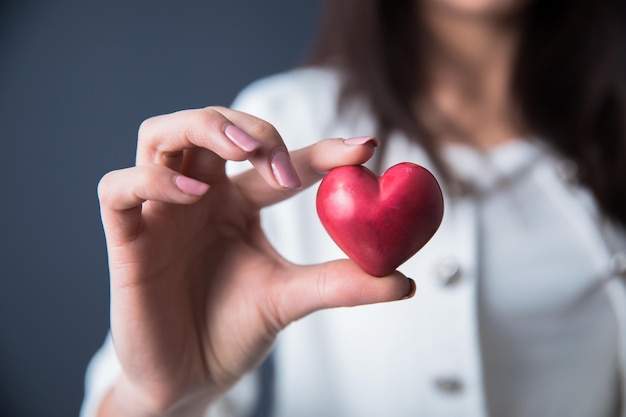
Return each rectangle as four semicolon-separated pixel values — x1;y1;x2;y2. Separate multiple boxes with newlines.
80;68;626;417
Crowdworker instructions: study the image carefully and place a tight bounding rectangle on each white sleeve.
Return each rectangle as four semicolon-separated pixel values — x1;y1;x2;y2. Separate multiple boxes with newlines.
78;334;119;417
79;333;262;417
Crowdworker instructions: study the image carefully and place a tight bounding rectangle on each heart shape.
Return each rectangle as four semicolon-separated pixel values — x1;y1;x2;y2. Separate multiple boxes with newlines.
316;162;444;277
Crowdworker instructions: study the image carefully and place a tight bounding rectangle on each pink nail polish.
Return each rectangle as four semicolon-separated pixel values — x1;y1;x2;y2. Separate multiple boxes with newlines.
224;125;262;152
343;136;380;146
271;150;302;189
174;175;209;196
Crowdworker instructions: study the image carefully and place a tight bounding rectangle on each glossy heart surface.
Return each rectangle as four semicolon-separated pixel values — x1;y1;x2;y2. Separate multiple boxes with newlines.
316;162;444;276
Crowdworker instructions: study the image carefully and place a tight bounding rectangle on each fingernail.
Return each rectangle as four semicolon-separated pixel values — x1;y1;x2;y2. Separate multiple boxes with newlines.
402;278;417;300
174;175;210;196
343;136;380;146
224;125;262;152
271;150;302;189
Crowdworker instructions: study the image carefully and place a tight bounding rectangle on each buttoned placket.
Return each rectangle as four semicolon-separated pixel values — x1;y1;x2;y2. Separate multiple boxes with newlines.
433;143;550;417
427;188;489;417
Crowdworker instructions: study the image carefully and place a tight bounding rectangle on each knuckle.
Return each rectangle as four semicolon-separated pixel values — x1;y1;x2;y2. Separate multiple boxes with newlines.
246;122;280;142
315;264;332;310
137;115;159;141
199;107;226;129
188;108;227;144
96;171;117;203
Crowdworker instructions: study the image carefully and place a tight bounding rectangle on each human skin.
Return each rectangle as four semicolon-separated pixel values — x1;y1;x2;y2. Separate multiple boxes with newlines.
423;0;530;19
417;0;529;149
96;107;414;417
96;0;534;412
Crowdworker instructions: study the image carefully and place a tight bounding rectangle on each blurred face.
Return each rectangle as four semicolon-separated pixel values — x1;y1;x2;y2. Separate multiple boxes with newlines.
422;0;531;19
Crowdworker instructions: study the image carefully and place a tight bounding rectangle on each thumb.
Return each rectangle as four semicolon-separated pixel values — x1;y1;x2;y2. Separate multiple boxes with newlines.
234;136;380;209
272;260;416;327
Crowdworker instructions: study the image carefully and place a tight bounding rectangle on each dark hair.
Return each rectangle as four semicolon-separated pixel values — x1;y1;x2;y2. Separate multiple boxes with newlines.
307;0;626;226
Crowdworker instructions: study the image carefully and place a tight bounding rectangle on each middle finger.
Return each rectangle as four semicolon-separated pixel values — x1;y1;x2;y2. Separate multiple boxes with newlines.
135;107;301;189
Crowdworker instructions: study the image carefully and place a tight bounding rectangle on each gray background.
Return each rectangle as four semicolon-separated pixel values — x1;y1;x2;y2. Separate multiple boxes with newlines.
0;1;321;415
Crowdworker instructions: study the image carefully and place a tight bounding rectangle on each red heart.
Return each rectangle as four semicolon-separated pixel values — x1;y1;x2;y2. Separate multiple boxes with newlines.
316;162;444;277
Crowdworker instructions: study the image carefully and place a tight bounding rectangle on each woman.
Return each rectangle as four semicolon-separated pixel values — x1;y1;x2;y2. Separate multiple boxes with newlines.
82;0;626;416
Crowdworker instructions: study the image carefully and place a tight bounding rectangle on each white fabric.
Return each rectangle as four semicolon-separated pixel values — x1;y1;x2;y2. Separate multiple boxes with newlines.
81;67;626;417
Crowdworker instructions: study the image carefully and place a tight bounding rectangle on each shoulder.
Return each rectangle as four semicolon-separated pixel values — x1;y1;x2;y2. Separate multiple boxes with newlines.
231;67;344;148
232;66;342;116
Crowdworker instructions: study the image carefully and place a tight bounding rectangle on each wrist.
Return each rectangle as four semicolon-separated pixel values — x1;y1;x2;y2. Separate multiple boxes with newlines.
98;375;218;417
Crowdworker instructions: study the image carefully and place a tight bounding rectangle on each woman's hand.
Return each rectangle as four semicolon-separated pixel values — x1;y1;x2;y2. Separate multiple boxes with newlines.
96;107;414;416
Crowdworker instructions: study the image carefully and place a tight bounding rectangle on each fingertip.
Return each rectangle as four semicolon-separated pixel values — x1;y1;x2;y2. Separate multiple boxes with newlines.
376;269;416;301
401;277;417;300
270;150;302;190
173;175;210;196
306;138;375;175
342;136;380;147
224;124;263;152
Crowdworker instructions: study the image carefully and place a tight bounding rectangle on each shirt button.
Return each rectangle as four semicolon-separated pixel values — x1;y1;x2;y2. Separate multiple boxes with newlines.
434;376;464;394
435;257;462;286
610;251;626;277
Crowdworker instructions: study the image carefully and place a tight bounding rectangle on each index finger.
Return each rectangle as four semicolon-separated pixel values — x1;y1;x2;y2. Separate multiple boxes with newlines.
136;106;302;190
233;136;379;208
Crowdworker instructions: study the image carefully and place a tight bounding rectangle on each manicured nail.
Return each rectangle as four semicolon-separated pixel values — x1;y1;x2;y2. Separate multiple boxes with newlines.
174;175;210;196
402;278;417;300
224;125;262;152
343;136;380;146
271;150;302;189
